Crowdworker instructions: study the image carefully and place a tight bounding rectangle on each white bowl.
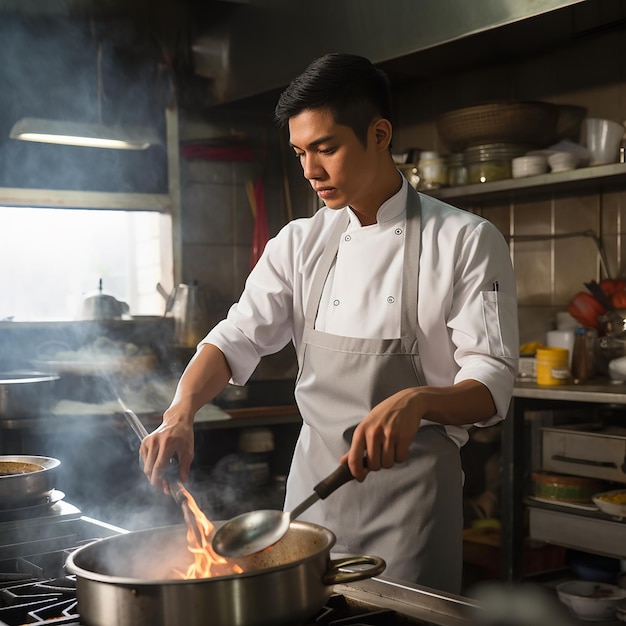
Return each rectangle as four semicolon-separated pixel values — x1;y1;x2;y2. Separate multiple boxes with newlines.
512;155;549;178
592;489;626;518
548;151;580;172
557;581;626;621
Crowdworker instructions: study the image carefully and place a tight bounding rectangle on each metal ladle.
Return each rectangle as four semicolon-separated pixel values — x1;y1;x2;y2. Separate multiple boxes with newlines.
212;460;361;559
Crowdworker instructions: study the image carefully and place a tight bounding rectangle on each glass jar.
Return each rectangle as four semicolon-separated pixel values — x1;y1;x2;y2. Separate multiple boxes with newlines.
464;143;528;184
417;151;447;190
447;152;467;187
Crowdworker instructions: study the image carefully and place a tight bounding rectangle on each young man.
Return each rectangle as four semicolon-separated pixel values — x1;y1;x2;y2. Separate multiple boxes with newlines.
140;53;519;593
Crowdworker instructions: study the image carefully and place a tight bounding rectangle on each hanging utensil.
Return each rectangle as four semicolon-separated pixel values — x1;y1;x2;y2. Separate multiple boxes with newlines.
212;459;365;559
249;177;269;271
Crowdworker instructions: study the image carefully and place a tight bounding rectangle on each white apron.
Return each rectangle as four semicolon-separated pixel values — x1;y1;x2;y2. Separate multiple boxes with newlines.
285;188;463;593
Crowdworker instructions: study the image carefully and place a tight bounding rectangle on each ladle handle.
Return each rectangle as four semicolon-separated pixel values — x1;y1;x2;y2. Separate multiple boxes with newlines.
313;457;368;500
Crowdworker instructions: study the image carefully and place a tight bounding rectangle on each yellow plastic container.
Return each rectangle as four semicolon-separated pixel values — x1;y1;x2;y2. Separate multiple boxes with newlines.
536;347;570;386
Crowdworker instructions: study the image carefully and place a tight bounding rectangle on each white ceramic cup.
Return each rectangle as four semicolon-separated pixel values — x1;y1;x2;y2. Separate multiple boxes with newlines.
582;117;625;165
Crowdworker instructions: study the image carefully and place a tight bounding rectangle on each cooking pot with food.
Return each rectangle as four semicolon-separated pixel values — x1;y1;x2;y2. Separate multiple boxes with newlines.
65;521;385;626
0;455;61;506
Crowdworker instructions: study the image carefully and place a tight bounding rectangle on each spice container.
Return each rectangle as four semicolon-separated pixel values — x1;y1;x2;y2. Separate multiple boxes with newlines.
417;151;447;190
571;327;595;383
536;347;570;386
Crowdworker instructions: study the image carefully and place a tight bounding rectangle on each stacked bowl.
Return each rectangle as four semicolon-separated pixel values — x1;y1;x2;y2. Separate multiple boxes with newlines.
512;154;549;178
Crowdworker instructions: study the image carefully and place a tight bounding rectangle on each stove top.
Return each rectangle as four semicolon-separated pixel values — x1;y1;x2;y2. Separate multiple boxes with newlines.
0;497;477;626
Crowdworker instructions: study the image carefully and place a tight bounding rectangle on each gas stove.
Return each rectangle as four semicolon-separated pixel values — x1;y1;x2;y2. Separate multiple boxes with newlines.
0;496;478;626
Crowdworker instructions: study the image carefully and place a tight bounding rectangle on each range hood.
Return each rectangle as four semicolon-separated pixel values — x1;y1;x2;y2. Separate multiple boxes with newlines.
191;0;602;106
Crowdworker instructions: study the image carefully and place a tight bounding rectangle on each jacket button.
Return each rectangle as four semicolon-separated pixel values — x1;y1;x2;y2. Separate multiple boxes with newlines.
333;299;340;306
387;296;395;304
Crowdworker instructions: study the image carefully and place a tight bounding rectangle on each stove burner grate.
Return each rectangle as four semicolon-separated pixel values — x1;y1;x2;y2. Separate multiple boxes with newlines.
0;576;78;626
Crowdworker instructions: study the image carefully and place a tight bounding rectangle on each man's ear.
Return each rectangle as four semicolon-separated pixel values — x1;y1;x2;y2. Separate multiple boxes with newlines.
372;118;392;151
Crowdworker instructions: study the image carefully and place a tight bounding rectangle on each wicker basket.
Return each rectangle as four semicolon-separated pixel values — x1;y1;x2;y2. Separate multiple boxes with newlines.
437;101;561;151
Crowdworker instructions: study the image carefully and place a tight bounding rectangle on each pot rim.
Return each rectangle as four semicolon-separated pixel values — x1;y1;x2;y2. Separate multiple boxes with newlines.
0;455;61;476
66;521;337;586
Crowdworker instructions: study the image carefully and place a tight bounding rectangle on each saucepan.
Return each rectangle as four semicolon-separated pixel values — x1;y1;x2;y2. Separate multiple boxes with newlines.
65;521;386;626
0;454;61;507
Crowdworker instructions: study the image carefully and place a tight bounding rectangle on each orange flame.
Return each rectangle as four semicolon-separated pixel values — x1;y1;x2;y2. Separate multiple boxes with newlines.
174;485;243;579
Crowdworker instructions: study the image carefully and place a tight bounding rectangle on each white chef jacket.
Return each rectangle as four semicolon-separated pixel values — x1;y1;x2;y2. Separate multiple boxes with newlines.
203;176;519;447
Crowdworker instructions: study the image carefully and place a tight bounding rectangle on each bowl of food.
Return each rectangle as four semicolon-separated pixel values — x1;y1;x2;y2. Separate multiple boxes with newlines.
531;471;605;504
592;490;626;519
557;581;626;621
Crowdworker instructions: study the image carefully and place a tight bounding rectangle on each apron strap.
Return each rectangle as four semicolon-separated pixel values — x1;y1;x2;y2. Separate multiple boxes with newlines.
400;187;422;338
303;210;351;330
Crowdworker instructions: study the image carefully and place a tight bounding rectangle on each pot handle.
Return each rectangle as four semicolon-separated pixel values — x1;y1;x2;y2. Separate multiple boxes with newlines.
323;555;386;585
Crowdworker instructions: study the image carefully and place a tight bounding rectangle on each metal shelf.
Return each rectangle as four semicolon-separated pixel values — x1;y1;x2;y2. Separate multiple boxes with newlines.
424;162;626;204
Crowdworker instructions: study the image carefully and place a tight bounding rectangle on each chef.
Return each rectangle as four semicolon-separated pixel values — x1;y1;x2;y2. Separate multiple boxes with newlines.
141;53;519;593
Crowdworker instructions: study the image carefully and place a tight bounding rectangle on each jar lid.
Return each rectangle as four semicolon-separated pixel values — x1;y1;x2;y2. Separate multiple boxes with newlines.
464;143;531;163
448;152;465;166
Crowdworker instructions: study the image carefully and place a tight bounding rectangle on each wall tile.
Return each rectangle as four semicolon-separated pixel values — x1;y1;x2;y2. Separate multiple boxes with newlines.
182;182;234;246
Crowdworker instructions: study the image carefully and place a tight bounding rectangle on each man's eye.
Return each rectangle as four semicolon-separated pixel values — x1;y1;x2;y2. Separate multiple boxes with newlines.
294;152;304;160
319;147;335;155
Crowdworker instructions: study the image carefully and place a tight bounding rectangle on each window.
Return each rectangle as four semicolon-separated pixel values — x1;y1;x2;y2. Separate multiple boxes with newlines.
1;207;172;321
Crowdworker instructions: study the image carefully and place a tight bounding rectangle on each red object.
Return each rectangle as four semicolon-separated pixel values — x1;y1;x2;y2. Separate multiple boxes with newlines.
601;279;626;298
600;279;626;297
567;291;607;329
612;290;626;309
249;178;269;271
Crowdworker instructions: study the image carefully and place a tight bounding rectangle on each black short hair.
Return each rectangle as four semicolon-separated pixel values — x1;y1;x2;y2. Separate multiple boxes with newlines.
274;53;392;147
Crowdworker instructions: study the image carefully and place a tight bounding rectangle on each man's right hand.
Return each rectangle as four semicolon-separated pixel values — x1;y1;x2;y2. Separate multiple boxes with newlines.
140;408;195;490
139;342;233;490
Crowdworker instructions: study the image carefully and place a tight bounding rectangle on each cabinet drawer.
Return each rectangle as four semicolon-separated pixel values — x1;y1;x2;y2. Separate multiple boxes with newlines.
542;425;626;483
529;506;626;558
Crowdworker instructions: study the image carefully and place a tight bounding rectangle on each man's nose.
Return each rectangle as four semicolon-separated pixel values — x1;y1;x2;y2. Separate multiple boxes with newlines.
303;155;322;180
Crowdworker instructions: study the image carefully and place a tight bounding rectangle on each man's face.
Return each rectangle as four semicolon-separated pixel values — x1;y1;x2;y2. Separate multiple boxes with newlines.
288;107;380;211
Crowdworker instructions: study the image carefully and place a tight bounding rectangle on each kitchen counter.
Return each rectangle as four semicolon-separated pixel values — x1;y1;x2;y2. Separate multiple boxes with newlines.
0;402;301;432
514;378;626;404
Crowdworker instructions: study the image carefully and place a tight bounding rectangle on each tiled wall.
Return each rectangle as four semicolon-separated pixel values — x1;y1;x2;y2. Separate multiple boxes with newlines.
176;21;626;373
176;111;314;379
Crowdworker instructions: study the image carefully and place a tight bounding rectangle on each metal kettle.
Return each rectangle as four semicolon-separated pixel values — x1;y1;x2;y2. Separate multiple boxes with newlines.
81;279;130;321
170;282;210;348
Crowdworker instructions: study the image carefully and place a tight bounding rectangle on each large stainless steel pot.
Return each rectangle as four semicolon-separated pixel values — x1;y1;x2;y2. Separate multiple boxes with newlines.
0;455;61;506
66;521;385;626
0;371;60;418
